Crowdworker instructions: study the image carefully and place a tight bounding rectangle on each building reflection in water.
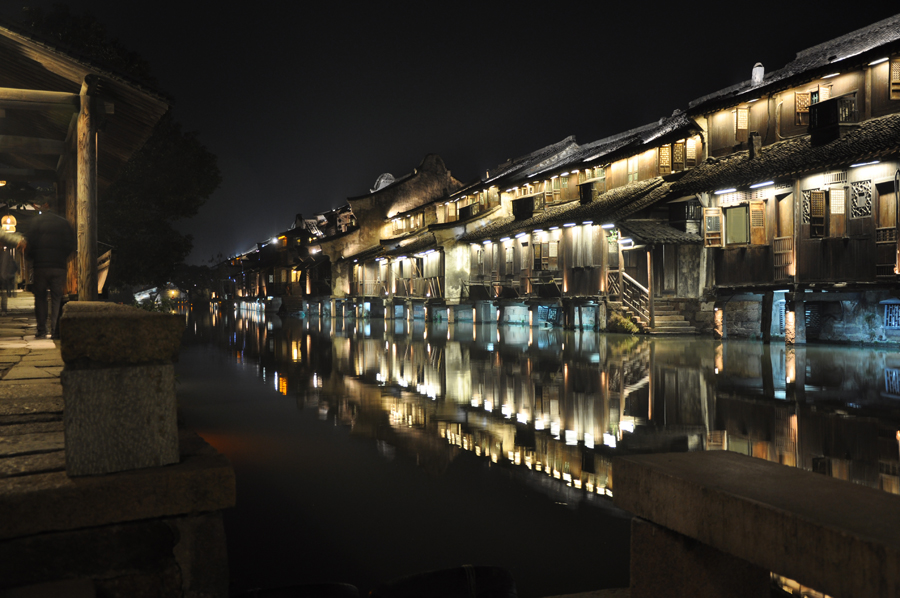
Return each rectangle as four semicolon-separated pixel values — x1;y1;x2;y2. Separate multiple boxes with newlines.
184;305;900;499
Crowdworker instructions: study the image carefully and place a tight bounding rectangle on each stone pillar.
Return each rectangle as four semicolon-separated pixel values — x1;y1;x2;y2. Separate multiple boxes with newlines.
785;295;806;345
761;291;774;343
60;302;185;476
630;518;770;598
713;301;727;340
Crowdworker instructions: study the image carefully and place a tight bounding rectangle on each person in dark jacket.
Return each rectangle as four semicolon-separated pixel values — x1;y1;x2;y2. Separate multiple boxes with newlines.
25;212;76;339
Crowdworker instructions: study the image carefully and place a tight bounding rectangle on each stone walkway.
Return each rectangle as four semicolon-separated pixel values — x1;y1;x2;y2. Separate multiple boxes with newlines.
0;292;66;480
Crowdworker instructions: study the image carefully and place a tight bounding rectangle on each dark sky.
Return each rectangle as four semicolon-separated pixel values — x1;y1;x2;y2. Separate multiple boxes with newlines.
6;2;899;264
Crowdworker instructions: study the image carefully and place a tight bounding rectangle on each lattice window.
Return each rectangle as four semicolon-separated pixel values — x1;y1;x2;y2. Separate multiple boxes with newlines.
658;145;671;175
850;180;872;218
885;304;900;329
795;91;811;125
673;141;684;170
809;190;826;238
830;188;846;215
717;190;750;207
886;369;900;395
750;201;766;244
802;190;811;224
686;138;697;164
822;170;847;185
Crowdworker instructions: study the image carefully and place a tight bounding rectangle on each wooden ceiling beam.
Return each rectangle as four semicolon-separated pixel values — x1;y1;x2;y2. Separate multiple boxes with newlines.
0;134;65;154
0;87;80;111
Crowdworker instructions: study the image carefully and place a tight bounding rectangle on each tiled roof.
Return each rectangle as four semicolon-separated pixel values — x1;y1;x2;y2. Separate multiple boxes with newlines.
689;13;900;111
460;179;670;242
617;220;702;245
673;112;900;195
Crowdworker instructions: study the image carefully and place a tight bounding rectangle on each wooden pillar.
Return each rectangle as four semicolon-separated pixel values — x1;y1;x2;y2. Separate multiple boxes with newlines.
761;291;774;344
617;241;624;304
647;247;655;329
600;229;609;294
77;75;98;301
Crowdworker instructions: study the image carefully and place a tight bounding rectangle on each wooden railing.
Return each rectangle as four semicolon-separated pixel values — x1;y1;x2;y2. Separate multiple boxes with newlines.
607;270;620;297
622;272;650;324
875;227;897;277
774;236;793;281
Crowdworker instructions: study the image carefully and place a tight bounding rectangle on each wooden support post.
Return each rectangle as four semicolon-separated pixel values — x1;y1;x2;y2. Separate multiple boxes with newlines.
617;241;624;304
600;229;609;293
647;247;655;329
761;291;774;344
77;75;98;301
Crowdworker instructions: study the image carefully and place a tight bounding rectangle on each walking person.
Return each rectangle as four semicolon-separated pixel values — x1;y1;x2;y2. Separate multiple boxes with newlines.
25;212;76;339
0;247;19;315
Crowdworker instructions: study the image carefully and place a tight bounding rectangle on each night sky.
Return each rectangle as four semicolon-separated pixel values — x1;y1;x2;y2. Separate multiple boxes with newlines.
5;2;898;264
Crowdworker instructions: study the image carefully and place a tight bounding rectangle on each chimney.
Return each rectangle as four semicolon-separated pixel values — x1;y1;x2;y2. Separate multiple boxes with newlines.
749;132;762;159
751;63;765;87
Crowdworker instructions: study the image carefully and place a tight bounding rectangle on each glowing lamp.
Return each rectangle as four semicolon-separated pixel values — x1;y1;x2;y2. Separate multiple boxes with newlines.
1;214;16;233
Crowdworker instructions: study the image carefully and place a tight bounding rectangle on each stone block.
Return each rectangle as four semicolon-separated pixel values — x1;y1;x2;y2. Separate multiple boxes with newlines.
614;451;900;598
630;517;769;598
59;302;184;367
62;364;178;476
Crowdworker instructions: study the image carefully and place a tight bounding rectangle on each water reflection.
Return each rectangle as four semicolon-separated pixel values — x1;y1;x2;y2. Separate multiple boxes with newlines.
184;305;900;496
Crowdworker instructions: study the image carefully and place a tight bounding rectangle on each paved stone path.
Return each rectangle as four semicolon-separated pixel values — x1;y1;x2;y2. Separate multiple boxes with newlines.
0;292;66;480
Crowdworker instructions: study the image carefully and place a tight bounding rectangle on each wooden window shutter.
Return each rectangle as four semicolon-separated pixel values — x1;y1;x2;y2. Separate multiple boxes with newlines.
658;145;671;175
673;141;685;171
749;201;766;245
809;190;826;238
704;208;723;248
891;59;900;100
736;107;749;143
795;91;811;125
685;138;697;167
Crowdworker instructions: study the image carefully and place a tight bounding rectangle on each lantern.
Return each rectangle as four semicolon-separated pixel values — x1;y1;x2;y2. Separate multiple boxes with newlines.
1;215;15;233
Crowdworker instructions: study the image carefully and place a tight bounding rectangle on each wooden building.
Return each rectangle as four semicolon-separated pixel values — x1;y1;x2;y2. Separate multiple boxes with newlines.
0;18;168;299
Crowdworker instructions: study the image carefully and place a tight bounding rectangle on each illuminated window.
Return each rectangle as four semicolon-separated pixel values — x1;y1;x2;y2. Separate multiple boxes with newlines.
892;59;900;100
627;156;639;183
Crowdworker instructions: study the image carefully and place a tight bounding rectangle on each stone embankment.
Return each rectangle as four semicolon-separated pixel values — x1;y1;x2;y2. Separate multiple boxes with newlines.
0;294;234;597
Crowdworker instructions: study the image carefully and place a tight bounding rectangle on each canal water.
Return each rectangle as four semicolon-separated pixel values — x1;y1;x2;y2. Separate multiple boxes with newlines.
175;305;900;597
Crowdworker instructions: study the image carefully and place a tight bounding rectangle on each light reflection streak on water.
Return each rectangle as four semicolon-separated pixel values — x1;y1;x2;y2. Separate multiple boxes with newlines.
185;306;900;498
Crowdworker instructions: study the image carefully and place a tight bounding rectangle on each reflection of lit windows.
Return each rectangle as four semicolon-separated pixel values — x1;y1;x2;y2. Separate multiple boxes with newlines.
603;433;617;448
584;433;595;449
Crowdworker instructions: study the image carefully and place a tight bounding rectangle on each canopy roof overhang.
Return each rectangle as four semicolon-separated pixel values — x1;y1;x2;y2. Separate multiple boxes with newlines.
0;20;170;297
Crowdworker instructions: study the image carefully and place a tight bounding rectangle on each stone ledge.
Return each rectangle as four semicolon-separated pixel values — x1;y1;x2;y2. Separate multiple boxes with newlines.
0;431;235;541
59;302;184;367
612;451;900;598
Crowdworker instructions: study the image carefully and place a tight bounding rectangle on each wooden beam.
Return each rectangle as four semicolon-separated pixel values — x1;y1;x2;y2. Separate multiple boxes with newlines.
0;135;65;154
77;75;98;301
0;87;80;110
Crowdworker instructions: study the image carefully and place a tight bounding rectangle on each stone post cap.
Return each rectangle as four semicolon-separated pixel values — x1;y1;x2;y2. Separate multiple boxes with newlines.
59;301;185;366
